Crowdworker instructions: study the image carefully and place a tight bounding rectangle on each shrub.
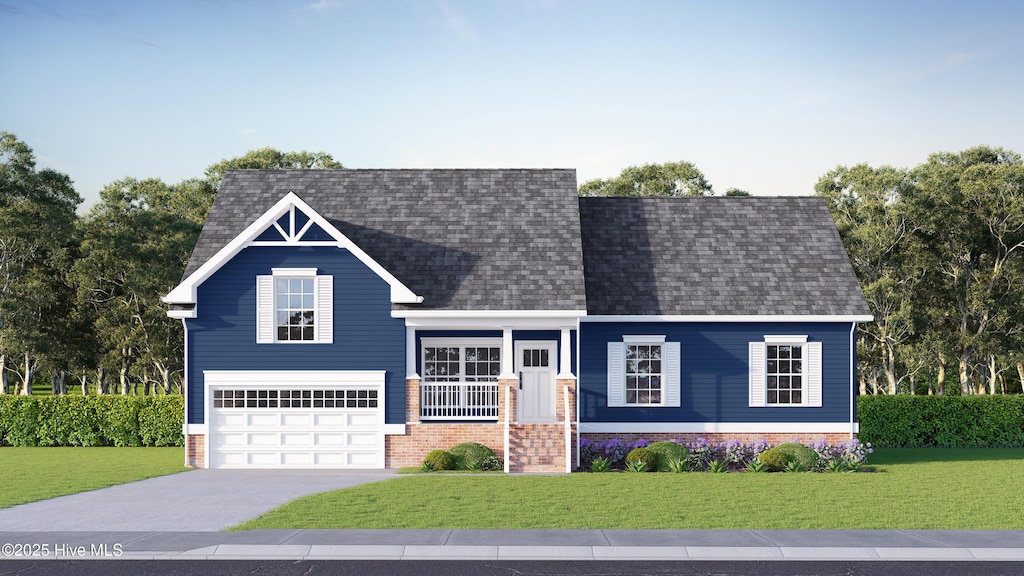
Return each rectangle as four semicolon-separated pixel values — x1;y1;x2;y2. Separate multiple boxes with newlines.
581;438;649;468
759;442;818;472
625;447;656;472
479;455;503;471
646;441;688;472
448;442;496;470
858;395;1024;448
0;395;183;447
590;456;611;473
423;449;455;471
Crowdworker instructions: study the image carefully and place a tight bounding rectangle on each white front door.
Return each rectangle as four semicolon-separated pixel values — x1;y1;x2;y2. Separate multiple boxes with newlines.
516;341;557;423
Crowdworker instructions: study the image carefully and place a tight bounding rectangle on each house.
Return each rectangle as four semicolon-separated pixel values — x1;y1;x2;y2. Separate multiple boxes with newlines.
163;169;871;472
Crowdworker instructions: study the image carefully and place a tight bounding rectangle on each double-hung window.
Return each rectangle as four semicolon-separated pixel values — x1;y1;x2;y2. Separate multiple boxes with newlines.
607;336;680;407
256;268;333;344
421;339;502;382
749;336;821;407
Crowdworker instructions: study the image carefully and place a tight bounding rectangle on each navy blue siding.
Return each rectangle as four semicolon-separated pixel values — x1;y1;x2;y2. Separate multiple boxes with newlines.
415;330;576;376
579;322;854;423
185;246;406;424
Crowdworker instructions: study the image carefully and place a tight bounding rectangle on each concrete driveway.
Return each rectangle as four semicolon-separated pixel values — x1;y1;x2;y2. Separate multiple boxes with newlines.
0;468;397;531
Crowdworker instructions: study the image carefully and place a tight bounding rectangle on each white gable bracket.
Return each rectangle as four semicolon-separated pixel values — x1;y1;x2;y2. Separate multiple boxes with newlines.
163;191;423;307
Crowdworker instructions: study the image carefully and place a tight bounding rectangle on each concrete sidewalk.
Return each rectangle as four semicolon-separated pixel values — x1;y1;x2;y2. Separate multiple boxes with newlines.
1;530;1023;561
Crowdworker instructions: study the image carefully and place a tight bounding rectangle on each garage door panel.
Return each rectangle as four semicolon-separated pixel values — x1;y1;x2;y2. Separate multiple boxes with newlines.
249;433;279;446
209;382;383;469
281;452;313;466
348;413;378;427
282;433;312;446
348;452;379;466
248;413;279;427
348;432;378;447
315;413;347;427
216;433;246;447
216;413;246;427
281;414;312;427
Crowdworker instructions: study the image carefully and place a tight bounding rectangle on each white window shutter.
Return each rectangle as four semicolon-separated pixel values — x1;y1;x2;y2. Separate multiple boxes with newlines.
807;341;823;407
663;341;681;407
748;342;766;407
316;275;333;344
256;275;274;343
607;342;625;407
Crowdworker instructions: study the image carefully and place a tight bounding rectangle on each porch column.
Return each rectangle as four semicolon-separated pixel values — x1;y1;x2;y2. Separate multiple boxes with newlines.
556;327;575;380
406;326;419;379
498;327;516;380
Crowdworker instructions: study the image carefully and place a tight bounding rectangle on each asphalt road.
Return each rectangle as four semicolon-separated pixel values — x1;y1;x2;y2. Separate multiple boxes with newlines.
3;561;1023;576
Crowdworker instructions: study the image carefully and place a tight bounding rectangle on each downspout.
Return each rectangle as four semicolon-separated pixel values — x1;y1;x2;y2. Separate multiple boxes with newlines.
575;319;581;469
181;318;189;467
849;322;856;439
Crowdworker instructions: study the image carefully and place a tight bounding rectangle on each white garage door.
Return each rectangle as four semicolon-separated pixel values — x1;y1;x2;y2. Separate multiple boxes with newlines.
205;371;385;469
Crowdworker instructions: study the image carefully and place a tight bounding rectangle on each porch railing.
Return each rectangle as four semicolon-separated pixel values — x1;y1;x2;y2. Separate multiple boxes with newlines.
420;382;499;420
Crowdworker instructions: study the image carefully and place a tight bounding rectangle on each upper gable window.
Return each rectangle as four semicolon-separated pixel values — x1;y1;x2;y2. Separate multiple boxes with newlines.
275;277;315;341
749;336;821;407
256;269;333;344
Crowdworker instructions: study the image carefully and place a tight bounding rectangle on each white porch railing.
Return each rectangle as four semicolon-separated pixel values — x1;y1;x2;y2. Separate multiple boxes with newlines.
420;382;499;420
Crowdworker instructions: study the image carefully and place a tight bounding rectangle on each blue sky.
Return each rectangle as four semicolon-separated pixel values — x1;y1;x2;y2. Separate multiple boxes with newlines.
3;0;1023;209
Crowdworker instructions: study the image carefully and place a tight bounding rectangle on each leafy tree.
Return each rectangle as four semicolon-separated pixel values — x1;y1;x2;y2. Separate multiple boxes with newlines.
816;164;926;394
74;178;199;395
725;188;751;196
204;147;344;189
908;146;1024;394
0;132;81;395
579;161;713;197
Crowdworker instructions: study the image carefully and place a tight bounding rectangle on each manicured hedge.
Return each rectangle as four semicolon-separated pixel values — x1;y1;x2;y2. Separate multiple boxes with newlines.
0;395;183;447
858;395;1024;448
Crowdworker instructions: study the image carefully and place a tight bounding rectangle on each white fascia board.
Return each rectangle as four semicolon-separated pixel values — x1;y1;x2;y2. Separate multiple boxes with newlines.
204;370;387;385
581;315;874;323
394;309;587;319
579;422;860;434
163;192;422;305
399;313;586;330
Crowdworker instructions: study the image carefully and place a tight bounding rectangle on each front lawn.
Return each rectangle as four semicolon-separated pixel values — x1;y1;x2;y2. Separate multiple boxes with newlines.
233;448;1024;530
0;447;187;508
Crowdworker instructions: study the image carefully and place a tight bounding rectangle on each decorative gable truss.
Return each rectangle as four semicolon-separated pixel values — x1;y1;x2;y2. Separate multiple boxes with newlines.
163;191;422;318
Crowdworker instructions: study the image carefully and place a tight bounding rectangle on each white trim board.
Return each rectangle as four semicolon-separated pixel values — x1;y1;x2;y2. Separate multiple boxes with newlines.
582;315;873;323
163;192;422;307
579;422;860;434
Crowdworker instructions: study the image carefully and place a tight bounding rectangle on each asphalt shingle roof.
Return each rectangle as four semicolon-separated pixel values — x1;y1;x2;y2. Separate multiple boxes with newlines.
185;169;588;311
184;170;868;317
578;196;871;316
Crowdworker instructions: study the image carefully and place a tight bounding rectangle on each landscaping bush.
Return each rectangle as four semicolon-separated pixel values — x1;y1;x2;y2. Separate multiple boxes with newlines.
423;449;455;471
646;440;688;471
759;442;818;472
624;447;657;472
0;395;183;447
858;395;1024;448
580;437;648;468
448;442;496;470
479;455;503;471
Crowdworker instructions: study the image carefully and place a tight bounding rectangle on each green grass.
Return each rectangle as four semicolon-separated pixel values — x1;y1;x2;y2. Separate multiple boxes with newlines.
0;447;188;508
233;448;1024;530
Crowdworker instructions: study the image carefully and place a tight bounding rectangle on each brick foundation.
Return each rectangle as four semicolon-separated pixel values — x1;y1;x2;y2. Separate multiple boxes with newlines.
186;434;205;468
386;423;505;468
581;431;855;448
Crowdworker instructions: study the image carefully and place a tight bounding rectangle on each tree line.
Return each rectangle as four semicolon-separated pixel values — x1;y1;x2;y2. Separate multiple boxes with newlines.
0;132;341;396
3;131;1020;397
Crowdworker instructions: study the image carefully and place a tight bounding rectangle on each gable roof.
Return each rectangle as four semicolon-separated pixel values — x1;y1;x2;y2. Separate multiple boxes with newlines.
177;169;588;312
578;196;871;317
